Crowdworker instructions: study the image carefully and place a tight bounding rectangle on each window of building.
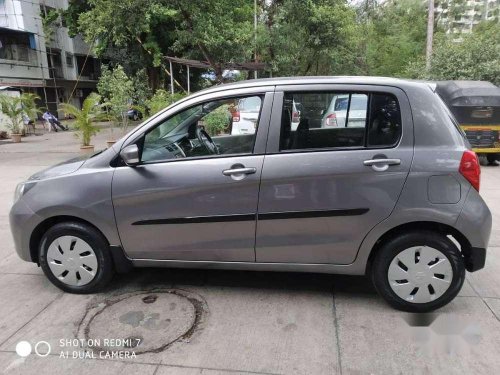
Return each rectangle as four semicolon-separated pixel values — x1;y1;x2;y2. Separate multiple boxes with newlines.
279;92;401;152
66;52;74;67
0;31;36;63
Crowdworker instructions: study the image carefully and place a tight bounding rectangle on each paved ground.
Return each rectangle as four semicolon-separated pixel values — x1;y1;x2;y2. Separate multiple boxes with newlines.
0;126;499;375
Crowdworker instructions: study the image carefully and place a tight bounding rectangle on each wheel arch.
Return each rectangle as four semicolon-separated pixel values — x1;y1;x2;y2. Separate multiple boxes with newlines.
365;221;471;275
29;215;109;264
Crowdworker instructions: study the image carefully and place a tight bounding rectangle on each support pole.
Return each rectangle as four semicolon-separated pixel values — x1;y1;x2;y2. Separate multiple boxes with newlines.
187;65;190;94
169;60;174;95
425;0;434;71
254;0;258;79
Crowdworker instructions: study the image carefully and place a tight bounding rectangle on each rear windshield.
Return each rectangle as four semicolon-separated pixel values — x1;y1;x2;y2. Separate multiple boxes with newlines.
437;95;465;132
436;93;469;141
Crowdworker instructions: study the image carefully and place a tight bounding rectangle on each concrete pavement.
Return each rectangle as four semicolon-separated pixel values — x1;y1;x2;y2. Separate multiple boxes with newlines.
0;127;499;374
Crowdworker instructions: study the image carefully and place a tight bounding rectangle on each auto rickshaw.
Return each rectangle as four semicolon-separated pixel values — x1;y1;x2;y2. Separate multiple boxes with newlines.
436;81;500;165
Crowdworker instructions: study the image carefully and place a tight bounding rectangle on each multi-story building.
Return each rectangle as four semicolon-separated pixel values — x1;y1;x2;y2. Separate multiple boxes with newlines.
436;0;500;35
0;0;100;117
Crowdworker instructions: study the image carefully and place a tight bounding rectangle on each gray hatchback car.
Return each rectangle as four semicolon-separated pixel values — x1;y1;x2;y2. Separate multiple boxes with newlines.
10;77;492;312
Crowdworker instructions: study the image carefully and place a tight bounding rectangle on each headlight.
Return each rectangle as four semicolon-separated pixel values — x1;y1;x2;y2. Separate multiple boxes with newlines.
13;182;35;203
14;183;25;203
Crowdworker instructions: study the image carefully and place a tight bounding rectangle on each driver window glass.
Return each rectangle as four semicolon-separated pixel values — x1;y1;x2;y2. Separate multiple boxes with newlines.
142;95;263;163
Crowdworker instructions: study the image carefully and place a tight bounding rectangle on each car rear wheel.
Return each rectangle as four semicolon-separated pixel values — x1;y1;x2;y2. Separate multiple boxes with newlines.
487;154;498;166
39;222;115;293
371;231;465;312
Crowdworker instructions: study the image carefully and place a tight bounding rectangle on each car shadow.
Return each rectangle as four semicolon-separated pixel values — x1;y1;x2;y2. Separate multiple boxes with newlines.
108;266;377;296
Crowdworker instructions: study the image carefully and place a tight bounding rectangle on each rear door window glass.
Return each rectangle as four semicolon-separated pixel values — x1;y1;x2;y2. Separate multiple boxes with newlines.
279;91;401;151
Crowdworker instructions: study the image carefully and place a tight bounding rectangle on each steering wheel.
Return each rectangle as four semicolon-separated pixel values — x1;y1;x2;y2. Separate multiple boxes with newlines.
196;126;219;155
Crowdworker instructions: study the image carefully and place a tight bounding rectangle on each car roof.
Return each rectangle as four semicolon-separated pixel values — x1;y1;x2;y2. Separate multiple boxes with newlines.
192;76;429;98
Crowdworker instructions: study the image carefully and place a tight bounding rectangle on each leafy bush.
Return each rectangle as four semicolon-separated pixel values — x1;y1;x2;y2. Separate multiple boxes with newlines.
146;89;186;117
405;22;500;85
203;105;230;136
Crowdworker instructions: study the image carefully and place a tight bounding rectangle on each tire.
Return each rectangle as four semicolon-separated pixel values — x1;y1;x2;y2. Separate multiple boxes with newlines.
487;154;498;166
371;231;465;312
39;222;115;293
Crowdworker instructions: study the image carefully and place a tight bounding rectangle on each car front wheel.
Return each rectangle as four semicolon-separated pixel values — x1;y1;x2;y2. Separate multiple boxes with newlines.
371;231;465;312
39;222;115;293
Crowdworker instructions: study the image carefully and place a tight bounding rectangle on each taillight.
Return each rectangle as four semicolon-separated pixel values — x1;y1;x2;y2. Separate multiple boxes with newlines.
325;113;337;127
232;110;240;122
459;150;480;191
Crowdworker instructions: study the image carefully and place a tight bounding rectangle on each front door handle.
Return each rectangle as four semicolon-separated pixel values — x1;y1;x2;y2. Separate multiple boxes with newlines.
222;167;257;176
222;166;257;180
363;158;401;172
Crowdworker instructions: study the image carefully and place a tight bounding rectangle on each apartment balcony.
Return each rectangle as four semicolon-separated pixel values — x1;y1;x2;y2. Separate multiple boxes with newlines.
0;43;38;66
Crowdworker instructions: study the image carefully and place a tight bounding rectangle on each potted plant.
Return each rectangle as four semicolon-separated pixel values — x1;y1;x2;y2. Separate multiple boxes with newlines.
60;93;104;154
0;93;24;142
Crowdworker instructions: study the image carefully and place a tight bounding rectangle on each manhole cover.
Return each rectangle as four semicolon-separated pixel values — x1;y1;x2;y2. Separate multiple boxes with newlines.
77;289;207;354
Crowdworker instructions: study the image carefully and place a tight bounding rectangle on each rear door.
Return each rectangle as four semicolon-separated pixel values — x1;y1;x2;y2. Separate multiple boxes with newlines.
256;85;414;264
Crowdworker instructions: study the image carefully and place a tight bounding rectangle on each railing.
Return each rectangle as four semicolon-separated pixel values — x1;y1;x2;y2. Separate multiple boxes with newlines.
49;66;64;79
0;44;38;65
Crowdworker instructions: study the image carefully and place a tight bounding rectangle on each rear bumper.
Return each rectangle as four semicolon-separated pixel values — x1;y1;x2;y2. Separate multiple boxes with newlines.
463;247;486;272
455;187;491;272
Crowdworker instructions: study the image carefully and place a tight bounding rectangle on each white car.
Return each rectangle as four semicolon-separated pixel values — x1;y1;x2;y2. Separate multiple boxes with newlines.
321;94;368;128
231;96;262;135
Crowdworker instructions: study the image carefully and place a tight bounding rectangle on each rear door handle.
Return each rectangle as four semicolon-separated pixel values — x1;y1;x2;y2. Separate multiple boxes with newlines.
363;159;401;166
363;158;401;172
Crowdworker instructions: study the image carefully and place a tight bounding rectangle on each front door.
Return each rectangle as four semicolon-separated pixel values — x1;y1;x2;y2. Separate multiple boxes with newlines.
256;87;414;264
112;92;272;261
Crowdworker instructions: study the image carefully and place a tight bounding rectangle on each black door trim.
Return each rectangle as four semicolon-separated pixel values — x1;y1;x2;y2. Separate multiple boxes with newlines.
132;208;368;226
258;208;369;220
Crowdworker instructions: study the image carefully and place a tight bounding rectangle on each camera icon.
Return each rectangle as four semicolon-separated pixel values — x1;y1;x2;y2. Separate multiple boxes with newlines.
15;341;51;357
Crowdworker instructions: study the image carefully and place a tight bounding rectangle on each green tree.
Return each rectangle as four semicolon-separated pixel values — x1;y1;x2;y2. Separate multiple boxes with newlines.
74;0;255;83
405;22;500;85
358;0;428;76
97;65;134;132
259;0;359;76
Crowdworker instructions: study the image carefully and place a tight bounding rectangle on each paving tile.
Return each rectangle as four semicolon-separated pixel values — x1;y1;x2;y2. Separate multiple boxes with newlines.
0;293;94;353
467;246;500;298
157;285;338;375
0;274;61;345
0;352;157;375
484;298;500;321
334;294;500;374
156;365;274;375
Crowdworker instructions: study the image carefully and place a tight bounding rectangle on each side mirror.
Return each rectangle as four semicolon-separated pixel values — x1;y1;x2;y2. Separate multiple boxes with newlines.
120;144;140;166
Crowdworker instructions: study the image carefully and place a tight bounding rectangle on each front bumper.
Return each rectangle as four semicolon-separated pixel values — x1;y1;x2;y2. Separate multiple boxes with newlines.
9;198;40;262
